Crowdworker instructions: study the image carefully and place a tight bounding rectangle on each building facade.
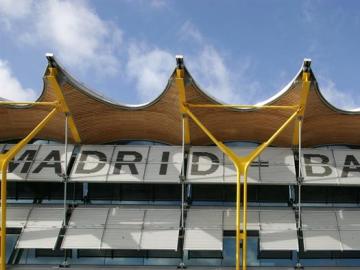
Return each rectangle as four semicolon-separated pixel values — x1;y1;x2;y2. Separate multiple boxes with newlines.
1;55;360;269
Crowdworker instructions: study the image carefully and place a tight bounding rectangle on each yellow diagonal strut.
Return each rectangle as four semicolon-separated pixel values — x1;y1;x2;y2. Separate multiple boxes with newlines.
0;67;81;270
175;59;311;270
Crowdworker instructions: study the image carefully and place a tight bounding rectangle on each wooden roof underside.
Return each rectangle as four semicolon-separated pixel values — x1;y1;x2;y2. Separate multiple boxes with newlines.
1;56;359;147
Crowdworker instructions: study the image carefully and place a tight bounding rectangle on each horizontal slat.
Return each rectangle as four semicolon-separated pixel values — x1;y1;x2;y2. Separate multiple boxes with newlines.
186;209;223;229
0;207;31;228
303;230;342;251
68;208;108;227
302;210;338;230
16;227;61;249
340;231;360;250
26;207;63;228
259;230;298;251
101;228;141;249
223;209;260;231
144;209;180;229
184;229;222;250
140;229;179;250
106;208;144;229
62;228;103;249
260;209;296;231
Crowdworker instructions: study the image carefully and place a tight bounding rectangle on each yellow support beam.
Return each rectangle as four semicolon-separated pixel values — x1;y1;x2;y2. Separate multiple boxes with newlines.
0;107;58;270
174;57;310;270
46;67;81;144
184;105;300;270
0;66;82;270
292;60;311;146
175;56;191;145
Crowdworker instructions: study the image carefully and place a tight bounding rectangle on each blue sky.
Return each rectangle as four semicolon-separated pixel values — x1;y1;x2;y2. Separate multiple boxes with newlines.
0;0;360;109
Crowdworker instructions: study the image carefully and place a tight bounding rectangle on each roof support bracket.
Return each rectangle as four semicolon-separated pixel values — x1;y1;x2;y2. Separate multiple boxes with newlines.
0;65;81;270
292;59;311;146
175;57;310;270
175;56;191;145
46;67;81;144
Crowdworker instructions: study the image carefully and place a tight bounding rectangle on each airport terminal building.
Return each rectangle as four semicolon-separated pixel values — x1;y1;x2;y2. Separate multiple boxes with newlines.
1;55;360;270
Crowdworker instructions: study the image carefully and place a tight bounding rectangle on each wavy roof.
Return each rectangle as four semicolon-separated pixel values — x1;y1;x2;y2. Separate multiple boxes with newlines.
1;55;360;147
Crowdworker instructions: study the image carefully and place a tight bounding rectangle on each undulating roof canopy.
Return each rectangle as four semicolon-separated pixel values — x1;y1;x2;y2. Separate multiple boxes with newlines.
1;55;359;147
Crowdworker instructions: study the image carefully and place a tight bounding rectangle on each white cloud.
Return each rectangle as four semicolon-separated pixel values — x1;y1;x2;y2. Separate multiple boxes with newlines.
1;0;122;76
318;75;360;111
301;0;315;23
149;0;168;8
0;60;36;101
177;21;261;104
178;21;203;44
187;45;241;102
0;0;33;30
125;0;169;9
34;0;121;75
0;0;33;19
126;44;174;102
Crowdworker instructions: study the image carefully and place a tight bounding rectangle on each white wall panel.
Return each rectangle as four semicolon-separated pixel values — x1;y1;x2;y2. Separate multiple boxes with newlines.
259;230;298;251
333;150;360;167
70;145;113;182
101;228;141;249
223;209;260;231
260;209;296;231
186;209;223;229
260;165;296;184
27;162;65;181
147;146;183;163
106;208;144;229
187;147;224;183
184;229;222;250
0;207;31;228
62;228;103;249
141;229;179;250
140;209;180;250
336;210;360;230
4;144;39;181
302;165;339;185
111;146;149;162
302;211;338;230
223;148;257;164
340;231;360;250
28;145;73;182
303;230;342;251
107;163;145;182
35;145;74;162
144;163;181;183
69;208;108;227
224;165;259;184
17;227;61;249
26;207;63;227
301;149;335;165
184;208;223;250
143;209;180;229
337;166;360;185
260;148;295;165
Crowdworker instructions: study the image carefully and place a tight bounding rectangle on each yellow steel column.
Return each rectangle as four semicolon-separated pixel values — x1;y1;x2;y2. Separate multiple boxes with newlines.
0;64;82;268
0;161;7;270
241;165;248;269
46;68;81;144
175;56;191;144
235;166;242;270
0;106;59;270
174;57;307;270
183;104;300;270
292;59;311;146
